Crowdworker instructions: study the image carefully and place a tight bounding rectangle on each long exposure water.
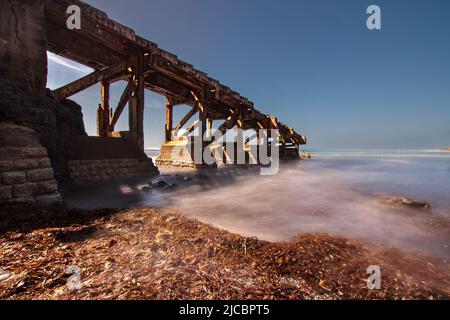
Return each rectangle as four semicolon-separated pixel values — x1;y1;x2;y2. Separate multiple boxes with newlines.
63;149;450;258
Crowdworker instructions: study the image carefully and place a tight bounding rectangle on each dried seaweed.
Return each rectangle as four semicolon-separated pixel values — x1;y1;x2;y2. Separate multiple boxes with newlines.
0;204;449;300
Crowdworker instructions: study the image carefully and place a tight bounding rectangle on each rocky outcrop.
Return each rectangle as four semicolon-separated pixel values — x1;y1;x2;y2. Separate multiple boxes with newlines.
0;0;47;96
0;122;61;205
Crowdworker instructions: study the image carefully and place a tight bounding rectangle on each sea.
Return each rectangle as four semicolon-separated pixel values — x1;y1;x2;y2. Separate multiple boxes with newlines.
64;149;450;258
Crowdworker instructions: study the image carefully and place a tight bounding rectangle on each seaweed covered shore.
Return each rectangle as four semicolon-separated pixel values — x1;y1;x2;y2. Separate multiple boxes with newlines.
0;204;449;300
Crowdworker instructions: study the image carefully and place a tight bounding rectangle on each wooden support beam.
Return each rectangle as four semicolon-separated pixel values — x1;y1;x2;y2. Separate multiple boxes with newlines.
144;72;194;104
191;91;204;112
110;79;134;130
185;120;200;135
199;103;207;139
237;109;245;129
100;80;110;136
165;98;173;142
270;117;279;129
135;55;145;150
183;107;206;137
129;95;138;135
245;133;258;145
281;139;287;160
52;59;130;101
290;136;300;148
207;117;213;137
45;1;305;146
182;99;206;137
217;115;238;135
96;104;103;136
173;106;198;132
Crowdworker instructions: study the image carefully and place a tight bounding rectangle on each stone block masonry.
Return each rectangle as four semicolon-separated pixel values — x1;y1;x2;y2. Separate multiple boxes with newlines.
0;0;47;96
68;158;158;182
155;138;217;170
64;136;159;182
0;125;62;205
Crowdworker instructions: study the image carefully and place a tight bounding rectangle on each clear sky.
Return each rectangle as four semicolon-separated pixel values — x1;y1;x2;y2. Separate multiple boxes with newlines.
47;0;450;150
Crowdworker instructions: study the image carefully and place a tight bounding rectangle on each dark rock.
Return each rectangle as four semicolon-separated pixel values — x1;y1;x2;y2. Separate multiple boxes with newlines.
154;180;169;188
141;186;152;192
194;173;211;186
164;183;178;190
379;197;431;211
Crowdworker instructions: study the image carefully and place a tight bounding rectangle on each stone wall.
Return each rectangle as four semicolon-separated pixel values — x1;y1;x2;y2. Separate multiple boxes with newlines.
155;158;201;169
0;0;158;192
0;80;87;182
0;0;87;183
0;123;61;205
0;0;47;96
65;136;159;182
68;158;158;182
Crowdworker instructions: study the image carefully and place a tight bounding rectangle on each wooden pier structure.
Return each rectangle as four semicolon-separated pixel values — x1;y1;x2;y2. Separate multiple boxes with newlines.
46;0;307;168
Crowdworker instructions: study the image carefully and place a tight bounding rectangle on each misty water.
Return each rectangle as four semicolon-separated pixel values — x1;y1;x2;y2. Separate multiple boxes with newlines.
63;150;450;259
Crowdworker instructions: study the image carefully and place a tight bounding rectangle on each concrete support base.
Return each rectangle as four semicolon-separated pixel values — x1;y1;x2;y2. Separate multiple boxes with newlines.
155;138;217;170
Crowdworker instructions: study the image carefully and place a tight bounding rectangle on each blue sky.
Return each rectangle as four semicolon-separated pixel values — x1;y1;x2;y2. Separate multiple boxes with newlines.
47;0;450;149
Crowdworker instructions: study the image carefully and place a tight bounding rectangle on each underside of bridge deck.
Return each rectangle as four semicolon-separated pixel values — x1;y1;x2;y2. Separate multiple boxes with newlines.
45;0;307;168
